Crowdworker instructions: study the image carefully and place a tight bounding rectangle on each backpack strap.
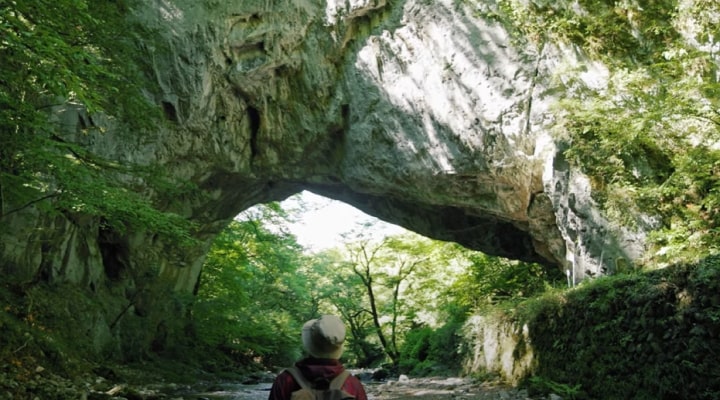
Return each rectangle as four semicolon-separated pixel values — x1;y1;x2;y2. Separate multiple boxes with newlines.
329;370;351;390
286;366;313;390
286;367;351;391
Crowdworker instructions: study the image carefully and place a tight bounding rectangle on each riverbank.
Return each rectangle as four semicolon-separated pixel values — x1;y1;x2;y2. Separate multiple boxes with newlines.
1;359;545;400
183;376;542;400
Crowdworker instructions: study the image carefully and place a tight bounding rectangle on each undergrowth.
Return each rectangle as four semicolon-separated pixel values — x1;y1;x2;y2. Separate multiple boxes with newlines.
512;255;720;400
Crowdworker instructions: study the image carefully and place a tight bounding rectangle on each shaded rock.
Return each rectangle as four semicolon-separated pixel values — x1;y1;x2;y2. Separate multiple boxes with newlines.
372;369;391;381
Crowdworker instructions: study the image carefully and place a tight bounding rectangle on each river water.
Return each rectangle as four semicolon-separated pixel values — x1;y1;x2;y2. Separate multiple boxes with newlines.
184;382;272;400
177;376;537;400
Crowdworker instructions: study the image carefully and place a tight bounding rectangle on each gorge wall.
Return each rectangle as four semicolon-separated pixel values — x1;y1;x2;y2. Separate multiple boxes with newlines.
0;0;649;357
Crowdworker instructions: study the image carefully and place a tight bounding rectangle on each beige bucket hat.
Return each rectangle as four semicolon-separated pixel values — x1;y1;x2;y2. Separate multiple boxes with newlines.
301;315;346;359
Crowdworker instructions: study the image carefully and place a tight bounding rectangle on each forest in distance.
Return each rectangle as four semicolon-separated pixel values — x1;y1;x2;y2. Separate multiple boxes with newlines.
2;0;720;398
180;197;720;400
191;197;566;376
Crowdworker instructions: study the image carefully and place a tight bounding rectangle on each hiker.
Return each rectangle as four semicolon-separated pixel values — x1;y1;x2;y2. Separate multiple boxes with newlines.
268;315;368;400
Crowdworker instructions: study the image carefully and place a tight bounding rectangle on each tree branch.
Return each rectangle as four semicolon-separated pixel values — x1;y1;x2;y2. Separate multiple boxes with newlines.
0;190;61;219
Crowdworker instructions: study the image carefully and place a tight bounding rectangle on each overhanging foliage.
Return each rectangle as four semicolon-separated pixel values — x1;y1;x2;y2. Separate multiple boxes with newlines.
0;0;196;244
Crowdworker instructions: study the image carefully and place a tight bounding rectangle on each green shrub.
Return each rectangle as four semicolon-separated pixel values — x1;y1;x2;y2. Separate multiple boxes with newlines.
398;327;432;374
427;320;464;371
528;376;583;400
520;256;720;399
397;319;466;377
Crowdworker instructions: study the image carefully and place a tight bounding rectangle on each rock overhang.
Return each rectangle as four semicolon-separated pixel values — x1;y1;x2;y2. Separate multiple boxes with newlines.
109;0;639;274
0;0;652;359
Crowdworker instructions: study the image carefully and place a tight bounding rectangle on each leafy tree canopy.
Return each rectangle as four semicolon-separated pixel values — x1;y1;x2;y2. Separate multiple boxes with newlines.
0;0;196;243
193;203;313;369
478;0;720;265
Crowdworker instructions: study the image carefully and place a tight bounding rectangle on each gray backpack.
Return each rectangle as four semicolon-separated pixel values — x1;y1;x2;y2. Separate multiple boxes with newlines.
285;367;355;400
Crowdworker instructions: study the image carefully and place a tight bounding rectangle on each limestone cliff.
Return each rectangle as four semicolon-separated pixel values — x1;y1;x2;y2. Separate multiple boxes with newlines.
0;0;648;356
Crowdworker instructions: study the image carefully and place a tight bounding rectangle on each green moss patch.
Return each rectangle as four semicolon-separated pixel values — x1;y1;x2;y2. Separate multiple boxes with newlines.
515;256;720;399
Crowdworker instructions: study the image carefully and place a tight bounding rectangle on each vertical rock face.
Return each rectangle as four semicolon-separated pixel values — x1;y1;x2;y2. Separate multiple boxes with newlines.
462;315;533;385
0;0;649;356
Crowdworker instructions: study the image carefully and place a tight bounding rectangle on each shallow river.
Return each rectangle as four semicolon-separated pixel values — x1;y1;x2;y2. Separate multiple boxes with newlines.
177;376;538;400
185;382;272;400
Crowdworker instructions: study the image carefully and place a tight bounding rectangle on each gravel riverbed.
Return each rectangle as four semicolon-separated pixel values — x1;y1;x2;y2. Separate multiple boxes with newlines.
1;366;556;400
180;375;550;400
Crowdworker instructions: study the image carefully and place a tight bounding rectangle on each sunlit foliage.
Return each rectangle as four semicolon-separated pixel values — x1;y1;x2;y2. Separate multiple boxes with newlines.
193;196;567;375
193;204;314;369
0;1;194;242
475;0;720;265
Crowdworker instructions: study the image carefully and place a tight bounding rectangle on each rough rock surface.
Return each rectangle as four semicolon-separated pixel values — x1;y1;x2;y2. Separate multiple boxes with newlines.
0;0;649;357
462;315;533;385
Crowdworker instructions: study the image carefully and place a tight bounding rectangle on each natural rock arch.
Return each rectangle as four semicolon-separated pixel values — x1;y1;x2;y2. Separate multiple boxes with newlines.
0;0;648;357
